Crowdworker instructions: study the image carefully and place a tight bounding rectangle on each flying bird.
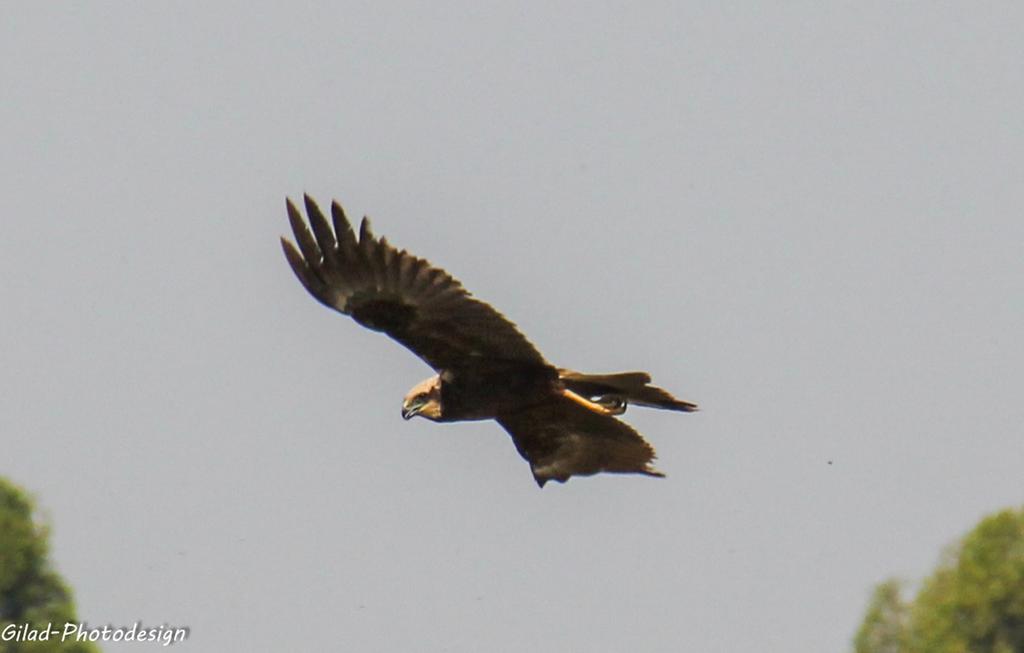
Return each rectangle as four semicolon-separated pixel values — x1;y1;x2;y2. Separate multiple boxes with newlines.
281;195;697;487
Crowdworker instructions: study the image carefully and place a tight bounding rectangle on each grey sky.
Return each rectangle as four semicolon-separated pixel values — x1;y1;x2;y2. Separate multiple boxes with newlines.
3;3;1022;651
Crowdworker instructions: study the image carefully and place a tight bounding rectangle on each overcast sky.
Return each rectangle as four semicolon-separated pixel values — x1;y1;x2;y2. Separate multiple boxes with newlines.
3;3;1022;652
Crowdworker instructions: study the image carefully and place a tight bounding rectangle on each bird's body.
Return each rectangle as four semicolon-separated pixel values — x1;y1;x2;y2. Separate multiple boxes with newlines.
430;362;558;422
281;195;697;487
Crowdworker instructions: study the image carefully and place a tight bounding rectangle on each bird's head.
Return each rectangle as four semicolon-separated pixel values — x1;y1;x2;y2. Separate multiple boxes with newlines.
402;375;442;421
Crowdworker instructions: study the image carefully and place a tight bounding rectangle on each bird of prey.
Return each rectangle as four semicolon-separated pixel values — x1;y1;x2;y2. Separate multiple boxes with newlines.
281;195;697;487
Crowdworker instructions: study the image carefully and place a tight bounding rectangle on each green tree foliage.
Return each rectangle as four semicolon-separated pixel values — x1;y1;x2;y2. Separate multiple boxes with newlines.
854;507;1024;653
854;579;908;653
0;478;99;653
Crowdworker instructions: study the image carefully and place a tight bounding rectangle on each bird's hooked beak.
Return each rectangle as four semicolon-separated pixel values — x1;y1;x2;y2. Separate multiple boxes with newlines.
401;398;424;420
402;375;442;421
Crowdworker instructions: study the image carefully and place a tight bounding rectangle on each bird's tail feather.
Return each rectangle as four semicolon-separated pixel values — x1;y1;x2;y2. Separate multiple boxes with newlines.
558;369;698;413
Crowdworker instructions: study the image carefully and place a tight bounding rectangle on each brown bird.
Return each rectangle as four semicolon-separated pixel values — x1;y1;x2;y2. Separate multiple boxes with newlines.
281;196;697;487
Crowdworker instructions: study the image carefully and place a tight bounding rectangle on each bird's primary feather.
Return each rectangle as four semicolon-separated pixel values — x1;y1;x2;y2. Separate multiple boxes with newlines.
282;195;546;372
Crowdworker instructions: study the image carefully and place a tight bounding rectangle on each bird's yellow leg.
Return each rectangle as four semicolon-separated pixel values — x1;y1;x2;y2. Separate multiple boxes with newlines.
561;388;614;416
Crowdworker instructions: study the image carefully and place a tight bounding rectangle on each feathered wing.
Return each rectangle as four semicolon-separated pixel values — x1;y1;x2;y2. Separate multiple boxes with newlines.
281;195;547;371
496;396;665;487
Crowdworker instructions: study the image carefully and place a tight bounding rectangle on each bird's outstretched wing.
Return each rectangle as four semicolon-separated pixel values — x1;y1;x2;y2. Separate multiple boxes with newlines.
496;396;664;487
281;195;547;371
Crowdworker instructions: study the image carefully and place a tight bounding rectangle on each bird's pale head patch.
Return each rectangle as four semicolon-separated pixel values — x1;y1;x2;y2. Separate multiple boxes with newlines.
401;375;442;421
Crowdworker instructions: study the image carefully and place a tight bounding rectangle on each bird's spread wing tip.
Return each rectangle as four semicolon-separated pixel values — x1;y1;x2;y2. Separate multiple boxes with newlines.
281;195;547;371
